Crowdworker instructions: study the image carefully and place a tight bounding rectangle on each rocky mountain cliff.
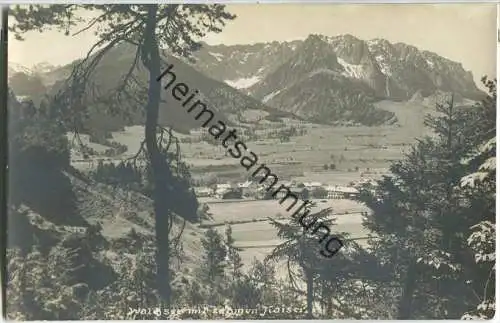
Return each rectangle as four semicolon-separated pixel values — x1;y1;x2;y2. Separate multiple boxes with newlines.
191;40;303;89
193;34;482;99
190;34;484;124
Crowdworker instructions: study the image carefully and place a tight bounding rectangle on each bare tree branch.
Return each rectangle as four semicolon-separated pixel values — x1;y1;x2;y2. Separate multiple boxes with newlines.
71;11;108;36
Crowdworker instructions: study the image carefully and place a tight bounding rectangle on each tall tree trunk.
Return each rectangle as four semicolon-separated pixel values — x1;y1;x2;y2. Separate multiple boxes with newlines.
142;4;172;308
1;7;8;317
397;261;418;319
323;284;333;317
305;268;314;318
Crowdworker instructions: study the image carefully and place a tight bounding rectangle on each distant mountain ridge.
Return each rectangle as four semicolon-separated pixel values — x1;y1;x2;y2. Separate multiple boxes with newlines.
192;34;482;100
9;62;59;78
9;33;484;129
189;34;483;124
10;44;298;135
8;62;32;77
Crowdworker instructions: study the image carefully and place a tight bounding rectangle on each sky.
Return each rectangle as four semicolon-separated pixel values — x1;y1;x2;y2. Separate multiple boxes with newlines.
9;4;498;86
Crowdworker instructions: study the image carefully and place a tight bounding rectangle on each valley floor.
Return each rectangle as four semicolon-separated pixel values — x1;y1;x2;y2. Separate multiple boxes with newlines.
66;99;433;277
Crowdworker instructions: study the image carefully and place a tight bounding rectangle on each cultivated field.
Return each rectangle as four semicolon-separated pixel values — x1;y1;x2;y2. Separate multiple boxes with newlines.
115;101;429;177
72;100;432;177
203;198;371;271
68;100;433;273
204;198;370;224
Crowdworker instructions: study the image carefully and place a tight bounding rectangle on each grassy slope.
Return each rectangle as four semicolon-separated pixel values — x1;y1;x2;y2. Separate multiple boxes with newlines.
43;44;298;136
13;169;204;272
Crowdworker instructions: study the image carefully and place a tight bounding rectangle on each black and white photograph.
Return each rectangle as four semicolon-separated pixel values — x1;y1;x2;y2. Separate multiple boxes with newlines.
3;3;497;320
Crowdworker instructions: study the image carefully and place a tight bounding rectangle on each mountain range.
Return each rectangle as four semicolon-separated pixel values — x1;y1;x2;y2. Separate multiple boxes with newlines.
9;61;59;78
9;33;485;132
192;34;482;98
189;34;483;123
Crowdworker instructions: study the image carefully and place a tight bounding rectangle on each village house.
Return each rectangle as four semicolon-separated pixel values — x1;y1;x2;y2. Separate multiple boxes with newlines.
238;180;260;198
194;187;213;198
304;181;323;189
215;183;232;198
325;185;360;199
238;181;253;188
338;186;360;199
342;186;360;199
221;187;243;199
189;128;210;141
325;185;342;199
273;186;310;200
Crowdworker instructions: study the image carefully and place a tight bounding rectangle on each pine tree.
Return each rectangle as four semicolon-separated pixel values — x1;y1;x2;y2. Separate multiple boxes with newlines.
9;96;78;224
10;4;235;307
459;78;496;319
7;245;90;320
224;224;243;281
267;204;349;318
197;228;227;305
248;258;277;304
358;93;492;318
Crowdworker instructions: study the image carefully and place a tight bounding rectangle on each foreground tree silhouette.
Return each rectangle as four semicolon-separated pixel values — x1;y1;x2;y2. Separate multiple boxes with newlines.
459;78;496;319
196;228;227;306
10;4;235;308
267;204;349;318
358;82;496;319
460;136;495;319
359;98;466;318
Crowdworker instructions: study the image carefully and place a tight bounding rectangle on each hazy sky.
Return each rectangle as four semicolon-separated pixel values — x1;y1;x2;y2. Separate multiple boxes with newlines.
10;4;497;85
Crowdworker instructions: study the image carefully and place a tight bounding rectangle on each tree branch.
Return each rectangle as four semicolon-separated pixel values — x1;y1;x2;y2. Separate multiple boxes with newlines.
71;11;107;36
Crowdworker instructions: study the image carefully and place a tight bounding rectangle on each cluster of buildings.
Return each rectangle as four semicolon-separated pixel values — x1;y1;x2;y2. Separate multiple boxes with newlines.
194;178;376;201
